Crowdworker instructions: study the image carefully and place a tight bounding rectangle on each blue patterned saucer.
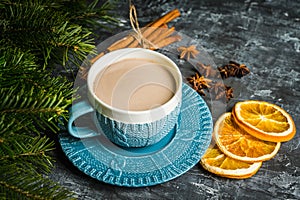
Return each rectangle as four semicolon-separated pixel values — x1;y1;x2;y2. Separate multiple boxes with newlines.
59;83;213;187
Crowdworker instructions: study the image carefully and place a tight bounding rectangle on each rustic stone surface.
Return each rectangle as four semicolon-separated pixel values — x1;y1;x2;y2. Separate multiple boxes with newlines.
50;0;300;199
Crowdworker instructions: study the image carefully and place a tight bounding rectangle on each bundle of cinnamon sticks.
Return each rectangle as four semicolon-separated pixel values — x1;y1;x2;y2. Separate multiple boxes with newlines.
89;9;181;64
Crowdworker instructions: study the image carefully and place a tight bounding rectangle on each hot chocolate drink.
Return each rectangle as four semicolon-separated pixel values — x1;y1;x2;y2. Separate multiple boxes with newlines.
94;58;176;111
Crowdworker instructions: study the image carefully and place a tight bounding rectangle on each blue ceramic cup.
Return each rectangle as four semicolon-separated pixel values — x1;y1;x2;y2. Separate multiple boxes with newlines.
68;48;182;147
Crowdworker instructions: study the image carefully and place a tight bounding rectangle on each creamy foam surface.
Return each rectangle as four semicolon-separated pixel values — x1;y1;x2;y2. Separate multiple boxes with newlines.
94;58;176;111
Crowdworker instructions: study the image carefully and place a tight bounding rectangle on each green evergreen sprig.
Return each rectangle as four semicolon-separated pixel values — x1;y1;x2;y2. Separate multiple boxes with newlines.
0;47;75;133
0;46;76;199
1;164;75;200
0;0;118;198
0;0;117;69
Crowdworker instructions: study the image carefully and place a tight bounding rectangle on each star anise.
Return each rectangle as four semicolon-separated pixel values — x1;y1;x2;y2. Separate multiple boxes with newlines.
177;45;199;61
187;73;212;96
218;61;250;79
225;85;234;101
210;82;234;102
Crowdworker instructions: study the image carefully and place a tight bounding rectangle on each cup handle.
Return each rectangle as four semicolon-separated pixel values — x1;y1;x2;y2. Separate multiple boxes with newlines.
68;101;99;138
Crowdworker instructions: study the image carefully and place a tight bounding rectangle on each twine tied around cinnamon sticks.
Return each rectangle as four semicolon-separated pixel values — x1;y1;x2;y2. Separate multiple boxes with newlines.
89;8;181;64
129;4;157;49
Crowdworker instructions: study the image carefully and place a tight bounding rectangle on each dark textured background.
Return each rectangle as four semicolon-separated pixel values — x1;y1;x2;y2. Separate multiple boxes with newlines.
50;0;300;199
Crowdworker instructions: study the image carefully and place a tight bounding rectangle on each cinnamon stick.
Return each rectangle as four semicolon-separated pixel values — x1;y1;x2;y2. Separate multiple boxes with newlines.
90;9;181;64
107;36;135;52
150;35;182;50
151;26;175;44
106;9;180;52
127;9;180;48
146;24;168;43
90;52;105;64
146;9;180;27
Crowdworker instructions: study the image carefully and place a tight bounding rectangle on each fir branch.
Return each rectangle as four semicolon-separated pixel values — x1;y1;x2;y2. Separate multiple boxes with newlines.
0;47;75;133
0;134;75;199
0;0;119;198
0;0;98;69
0;83;74;134
0;167;75;200
54;0;119;30
0;136;54;174
49;21;96;67
0;47;37;88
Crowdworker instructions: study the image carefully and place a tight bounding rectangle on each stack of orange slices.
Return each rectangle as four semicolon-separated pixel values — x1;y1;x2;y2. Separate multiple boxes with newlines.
200;100;296;179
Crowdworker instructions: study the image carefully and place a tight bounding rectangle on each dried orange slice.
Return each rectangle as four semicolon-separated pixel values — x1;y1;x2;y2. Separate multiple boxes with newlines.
232;100;296;142
200;145;262;179
214;112;281;162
